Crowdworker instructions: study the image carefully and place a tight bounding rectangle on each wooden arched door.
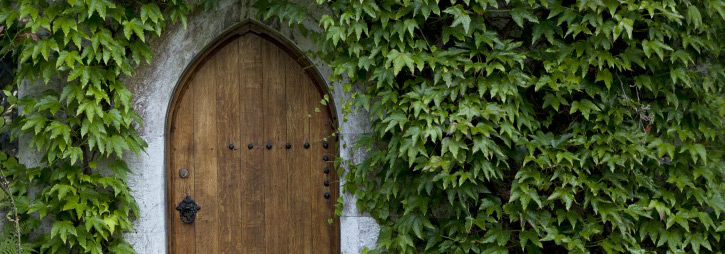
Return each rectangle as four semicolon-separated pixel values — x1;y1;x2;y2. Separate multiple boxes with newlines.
166;29;339;254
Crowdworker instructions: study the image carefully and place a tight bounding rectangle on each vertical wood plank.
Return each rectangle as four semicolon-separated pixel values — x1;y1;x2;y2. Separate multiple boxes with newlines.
239;34;266;253
193;53;219;254
262;39;289;254
215;39;242;253
169;85;195;254
310;76;334;254
286;54;313;254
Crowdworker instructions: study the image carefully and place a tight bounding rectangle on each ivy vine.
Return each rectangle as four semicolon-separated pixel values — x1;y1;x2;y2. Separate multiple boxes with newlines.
257;0;725;253
0;0;194;253
0;0;723;253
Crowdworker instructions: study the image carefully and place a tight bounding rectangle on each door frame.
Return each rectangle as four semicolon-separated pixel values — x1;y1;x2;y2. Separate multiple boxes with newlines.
163;20;339;251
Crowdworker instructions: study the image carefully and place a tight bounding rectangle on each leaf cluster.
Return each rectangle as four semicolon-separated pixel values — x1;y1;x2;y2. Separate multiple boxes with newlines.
258;0;725;253
0;0;193;253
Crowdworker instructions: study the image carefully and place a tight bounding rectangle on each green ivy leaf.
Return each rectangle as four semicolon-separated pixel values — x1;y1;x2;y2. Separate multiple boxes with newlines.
140;4;164;24
50;220;78;243
443;5;470;33
386;49;415;76
595;68;613;90
122;18;151;42
511;7;538;27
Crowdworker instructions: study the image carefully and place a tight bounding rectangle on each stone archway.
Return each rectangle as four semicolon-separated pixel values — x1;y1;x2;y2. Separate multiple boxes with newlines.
165;25;339;253
118;2;379;252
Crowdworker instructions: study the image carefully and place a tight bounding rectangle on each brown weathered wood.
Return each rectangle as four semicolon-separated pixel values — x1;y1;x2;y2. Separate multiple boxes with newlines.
192;51;219;254
168;79;195;254
239;33;266;253
168;29;339;254
310;73;334;254
286;50;313;254
214;38;242;253
262;38;290;254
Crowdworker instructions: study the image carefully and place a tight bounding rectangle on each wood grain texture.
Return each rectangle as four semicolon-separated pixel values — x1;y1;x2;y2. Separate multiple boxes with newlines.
286;52;313;254
214;38;242;254
168;78;195;254
168;31;339;254
310;71;334;254
262;38;290;254
193;51;219;254
238;34;266;253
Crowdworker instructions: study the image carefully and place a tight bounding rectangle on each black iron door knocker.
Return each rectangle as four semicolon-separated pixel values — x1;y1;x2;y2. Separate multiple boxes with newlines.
176;196;201;224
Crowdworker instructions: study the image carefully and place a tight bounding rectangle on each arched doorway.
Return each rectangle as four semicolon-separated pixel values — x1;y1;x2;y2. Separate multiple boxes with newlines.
165;24;339;253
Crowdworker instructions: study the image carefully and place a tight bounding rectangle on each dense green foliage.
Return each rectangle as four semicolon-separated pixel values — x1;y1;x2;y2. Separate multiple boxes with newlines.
0;0;722;253
258;0;725;253
0;0;192;253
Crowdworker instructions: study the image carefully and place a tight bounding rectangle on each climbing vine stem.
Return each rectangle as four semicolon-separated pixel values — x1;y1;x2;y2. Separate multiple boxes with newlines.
0;168;21;253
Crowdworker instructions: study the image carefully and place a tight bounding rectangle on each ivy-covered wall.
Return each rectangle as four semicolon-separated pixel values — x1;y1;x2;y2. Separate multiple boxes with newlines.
13;0;380;253
5;0;724;253
257;0;725;252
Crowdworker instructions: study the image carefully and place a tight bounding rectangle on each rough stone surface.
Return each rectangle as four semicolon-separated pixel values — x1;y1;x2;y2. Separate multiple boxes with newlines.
341;217;381;254
17;77;60;169
15;78;62;235
118;0;379;253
